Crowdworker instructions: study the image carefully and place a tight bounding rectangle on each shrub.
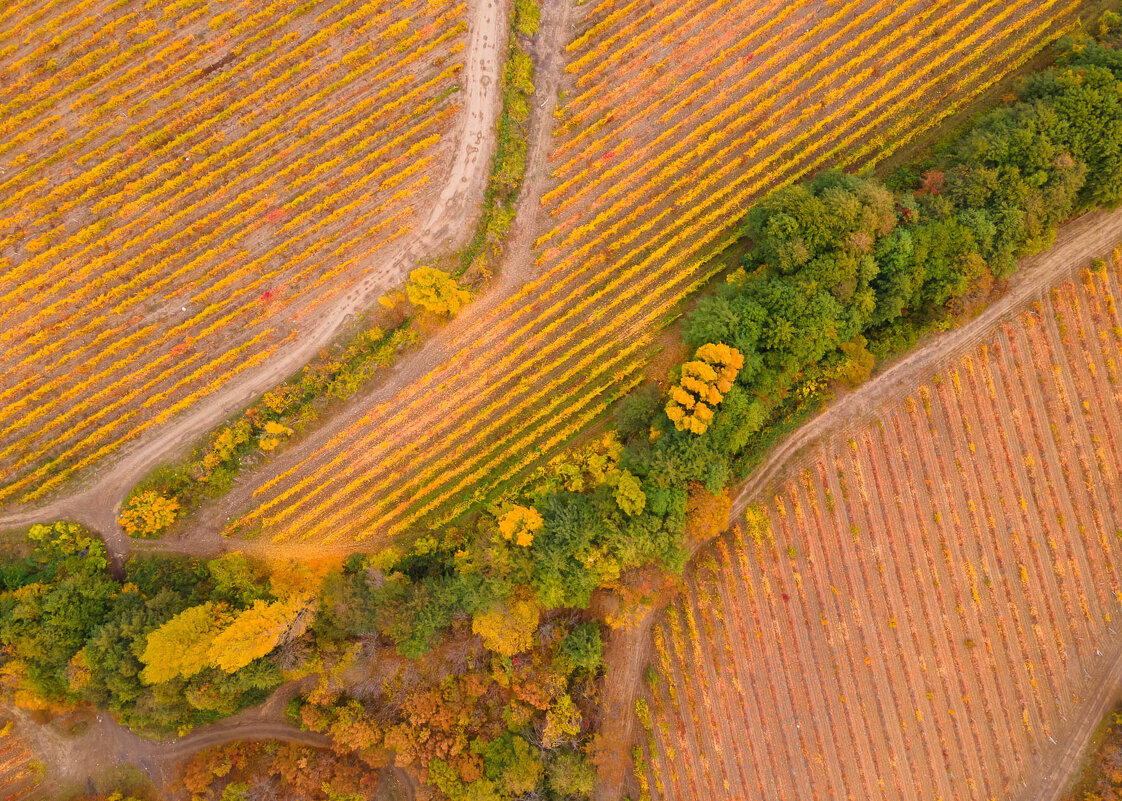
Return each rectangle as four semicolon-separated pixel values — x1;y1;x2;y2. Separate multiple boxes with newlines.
406;266;473;315
119;490;180;538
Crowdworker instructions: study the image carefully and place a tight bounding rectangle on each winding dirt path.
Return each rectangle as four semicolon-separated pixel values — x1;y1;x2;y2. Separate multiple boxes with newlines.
0;0;510;552
114;0;578;562
593;205;1122;801
6;680;327;794
0;0;581;568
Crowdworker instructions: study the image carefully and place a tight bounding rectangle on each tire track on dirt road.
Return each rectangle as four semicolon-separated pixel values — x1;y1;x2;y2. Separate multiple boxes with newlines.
0;0;510;551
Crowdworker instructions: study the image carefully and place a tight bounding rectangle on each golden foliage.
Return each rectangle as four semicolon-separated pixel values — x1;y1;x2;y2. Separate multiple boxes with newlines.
665;343;744;434
541;692;582;747
405;266;472;316
683;482;731;545
119;490;180;538
258;420;294;451
497;505;543;546
471;594;540;657
139;602;231;684
139;596;311;682
742;505;774;545
209;596;311;673
834;334;875;387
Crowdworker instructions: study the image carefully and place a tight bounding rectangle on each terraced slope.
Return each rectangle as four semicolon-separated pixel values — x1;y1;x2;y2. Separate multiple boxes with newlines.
638;258;1122;801
0;0;468;504
229;0;1081;546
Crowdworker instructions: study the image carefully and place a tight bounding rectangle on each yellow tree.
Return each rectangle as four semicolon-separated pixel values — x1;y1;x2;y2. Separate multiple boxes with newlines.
208;596;312;673
606;468;646;516
665;343;744;434
683;482;732;545
139;602;231;684
497;505;543;546
405;266;472;316
119;490;180;538
471;593;540;657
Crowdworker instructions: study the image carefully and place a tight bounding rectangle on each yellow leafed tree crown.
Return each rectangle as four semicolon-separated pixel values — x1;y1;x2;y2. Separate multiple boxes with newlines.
665;343;744;434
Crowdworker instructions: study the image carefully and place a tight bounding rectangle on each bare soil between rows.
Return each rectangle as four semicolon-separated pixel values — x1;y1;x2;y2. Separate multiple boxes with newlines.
593;206;1122;801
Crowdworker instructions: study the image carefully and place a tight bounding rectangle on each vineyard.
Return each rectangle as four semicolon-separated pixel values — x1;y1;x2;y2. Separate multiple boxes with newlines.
225;0;1080;546
637;257;1122;800
0;726;38;801
0;0;469;505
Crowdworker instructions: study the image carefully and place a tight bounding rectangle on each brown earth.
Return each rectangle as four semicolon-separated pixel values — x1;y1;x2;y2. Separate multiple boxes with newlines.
621;234;1122;799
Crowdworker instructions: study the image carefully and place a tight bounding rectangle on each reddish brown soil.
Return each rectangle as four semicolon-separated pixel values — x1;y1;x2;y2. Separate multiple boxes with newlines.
626;245;1122;800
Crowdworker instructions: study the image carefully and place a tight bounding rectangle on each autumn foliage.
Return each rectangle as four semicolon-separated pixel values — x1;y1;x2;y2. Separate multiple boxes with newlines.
118;490;180;538
179;741;378;801
682;482;732;546
664;343;744;434
406;266;473;316
1064;706;1122;801
497;505;543;546
471;592;540;657
140;596;313;682
293;616;600;800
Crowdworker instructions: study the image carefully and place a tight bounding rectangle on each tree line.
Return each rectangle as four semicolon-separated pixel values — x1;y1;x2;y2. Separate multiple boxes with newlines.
3;25;1122;801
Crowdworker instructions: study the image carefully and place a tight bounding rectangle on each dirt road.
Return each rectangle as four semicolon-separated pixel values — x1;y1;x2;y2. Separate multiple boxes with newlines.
1026;642;1122;801
122;0;580;562
0;0;510;554
7;680;326;794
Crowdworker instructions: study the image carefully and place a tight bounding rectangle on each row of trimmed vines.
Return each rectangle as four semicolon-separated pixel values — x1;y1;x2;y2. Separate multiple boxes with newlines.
0;0;468;503
637;252;1122;800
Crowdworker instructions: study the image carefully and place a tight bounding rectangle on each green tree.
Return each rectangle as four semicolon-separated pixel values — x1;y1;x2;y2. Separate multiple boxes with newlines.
546;748;597;797
483;733;543;796
561;622;603;673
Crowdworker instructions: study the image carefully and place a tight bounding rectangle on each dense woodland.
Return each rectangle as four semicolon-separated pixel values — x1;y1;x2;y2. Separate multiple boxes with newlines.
3;26;1122;801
